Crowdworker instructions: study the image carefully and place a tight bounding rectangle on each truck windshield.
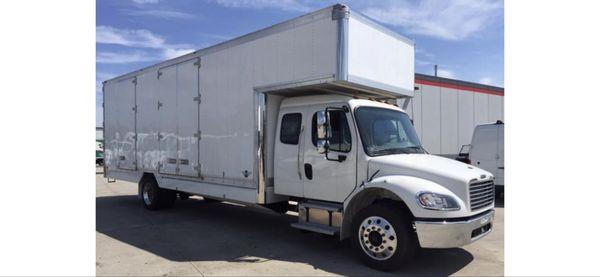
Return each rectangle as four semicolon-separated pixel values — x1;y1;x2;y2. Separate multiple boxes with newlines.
354;106;424;156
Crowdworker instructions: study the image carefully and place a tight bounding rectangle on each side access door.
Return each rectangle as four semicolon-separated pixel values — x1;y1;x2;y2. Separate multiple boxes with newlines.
157;58;201;176
302;105;357;202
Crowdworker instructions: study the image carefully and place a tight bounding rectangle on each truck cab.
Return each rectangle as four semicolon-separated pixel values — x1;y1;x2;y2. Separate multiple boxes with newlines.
274;95;495;270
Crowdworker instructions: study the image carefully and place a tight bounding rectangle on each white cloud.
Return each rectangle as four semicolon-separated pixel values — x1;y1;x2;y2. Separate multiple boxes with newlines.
96;72;116;82
364;0;502;40
479;77;494;85
415;47;435;59
96;26;192;49
212;0;311;12
96;51;160;64
162;48;196;59
96;26;166;48
126;9;196;20
437;69;456;79
97;26;196;64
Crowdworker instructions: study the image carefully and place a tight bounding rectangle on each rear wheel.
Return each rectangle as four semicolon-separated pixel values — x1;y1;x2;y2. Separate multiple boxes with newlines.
351;202;417;271
141;178;176;210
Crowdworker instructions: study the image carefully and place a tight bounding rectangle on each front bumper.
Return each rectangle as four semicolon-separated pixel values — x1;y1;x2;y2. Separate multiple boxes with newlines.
414;209;495;248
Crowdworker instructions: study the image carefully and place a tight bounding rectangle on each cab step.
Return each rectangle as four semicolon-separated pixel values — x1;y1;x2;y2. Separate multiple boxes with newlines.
302;201;342;212
292;200;343;236
291;222;339;236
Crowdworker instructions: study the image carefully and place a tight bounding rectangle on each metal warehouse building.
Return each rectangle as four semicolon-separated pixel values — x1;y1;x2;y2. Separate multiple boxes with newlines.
400;73;504;157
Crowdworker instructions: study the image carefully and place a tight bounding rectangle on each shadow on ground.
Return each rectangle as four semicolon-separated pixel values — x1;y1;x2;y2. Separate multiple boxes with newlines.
97;195;474;275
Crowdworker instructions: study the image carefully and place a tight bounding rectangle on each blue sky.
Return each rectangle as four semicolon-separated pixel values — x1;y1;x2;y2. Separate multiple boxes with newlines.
96;0;504;126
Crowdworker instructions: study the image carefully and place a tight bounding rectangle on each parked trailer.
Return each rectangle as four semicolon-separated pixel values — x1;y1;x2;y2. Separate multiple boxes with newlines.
103;4;494;271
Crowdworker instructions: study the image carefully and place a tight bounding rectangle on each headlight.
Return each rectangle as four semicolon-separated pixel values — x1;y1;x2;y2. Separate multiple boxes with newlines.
416;192;460;211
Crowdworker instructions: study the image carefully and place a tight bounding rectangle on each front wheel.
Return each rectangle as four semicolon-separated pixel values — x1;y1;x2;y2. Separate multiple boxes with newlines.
351;202;417;271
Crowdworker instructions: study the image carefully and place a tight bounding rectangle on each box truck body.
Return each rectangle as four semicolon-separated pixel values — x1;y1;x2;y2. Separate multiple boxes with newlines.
103;4;494;271
104;4;414;203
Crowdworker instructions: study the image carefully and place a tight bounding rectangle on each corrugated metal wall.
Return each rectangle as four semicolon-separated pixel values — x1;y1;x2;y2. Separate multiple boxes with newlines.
403;76;504;156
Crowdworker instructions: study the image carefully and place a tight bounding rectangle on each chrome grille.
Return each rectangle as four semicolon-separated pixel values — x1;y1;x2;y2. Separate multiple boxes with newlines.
469;180;495;211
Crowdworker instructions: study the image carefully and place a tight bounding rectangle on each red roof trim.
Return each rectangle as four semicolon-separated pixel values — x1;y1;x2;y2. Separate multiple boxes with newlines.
415;78;504;96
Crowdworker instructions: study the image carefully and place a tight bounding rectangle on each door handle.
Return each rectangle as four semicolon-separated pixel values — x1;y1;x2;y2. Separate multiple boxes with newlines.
297;126;304;180
304;163;313;180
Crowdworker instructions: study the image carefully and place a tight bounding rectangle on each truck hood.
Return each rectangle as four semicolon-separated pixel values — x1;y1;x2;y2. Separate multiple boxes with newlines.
368;154;493;201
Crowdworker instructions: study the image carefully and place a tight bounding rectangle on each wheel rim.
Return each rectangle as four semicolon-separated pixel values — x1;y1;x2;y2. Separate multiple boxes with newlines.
358;216;398;261
142;183;154;205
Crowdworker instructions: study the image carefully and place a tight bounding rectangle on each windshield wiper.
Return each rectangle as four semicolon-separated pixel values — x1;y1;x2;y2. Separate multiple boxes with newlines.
371;148;410;156
405;146;425;153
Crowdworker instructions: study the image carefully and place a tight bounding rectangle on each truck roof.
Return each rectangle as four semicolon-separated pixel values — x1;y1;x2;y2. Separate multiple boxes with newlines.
103;3;413;85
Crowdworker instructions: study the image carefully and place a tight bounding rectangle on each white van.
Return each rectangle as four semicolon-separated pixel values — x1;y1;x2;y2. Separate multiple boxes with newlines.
457;121;504;193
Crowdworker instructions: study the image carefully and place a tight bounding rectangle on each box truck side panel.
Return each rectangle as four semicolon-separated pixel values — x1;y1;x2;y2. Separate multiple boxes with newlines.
136;71;160;171
104;77;137;171
347;15;414;96
175;59;201;177
157;65;178;175
196;15;337;189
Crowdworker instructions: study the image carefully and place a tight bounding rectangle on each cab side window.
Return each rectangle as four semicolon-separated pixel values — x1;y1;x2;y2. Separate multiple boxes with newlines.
280;113;302;145
311;110;351;152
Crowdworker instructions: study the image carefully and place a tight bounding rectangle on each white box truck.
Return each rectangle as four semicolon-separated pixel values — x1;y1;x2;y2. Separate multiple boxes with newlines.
103;4;495;270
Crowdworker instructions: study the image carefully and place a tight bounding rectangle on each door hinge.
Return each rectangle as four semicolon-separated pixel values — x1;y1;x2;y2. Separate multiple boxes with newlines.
158;133;163;140
157;71;163;79
132;105;137;112
193;95;201;103
195;164;203;178
193;131;201;140
157;101;163;110
132;77;137;84
194;58;201;68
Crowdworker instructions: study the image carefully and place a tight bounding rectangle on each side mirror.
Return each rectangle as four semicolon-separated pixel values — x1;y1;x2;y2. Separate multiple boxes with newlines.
316;110;327;140
316;110;329;154
317;139;329;154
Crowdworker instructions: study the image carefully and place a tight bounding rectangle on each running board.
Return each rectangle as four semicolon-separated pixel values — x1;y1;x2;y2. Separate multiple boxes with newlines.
291;223;339;236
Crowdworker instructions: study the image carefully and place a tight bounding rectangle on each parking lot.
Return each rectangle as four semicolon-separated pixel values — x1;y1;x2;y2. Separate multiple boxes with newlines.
96;171;503;276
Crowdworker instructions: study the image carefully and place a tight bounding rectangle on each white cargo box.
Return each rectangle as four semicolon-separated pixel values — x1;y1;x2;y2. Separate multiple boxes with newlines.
103;4;414;204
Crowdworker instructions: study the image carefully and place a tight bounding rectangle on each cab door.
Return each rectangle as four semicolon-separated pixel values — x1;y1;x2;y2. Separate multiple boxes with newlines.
302;105;357;202
274;107;306;198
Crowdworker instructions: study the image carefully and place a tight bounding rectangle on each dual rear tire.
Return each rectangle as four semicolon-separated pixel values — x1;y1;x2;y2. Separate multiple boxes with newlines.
140;178;176;210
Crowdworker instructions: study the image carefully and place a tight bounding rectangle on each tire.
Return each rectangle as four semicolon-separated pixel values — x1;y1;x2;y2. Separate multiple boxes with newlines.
351;202;417;271
141;178;176;210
